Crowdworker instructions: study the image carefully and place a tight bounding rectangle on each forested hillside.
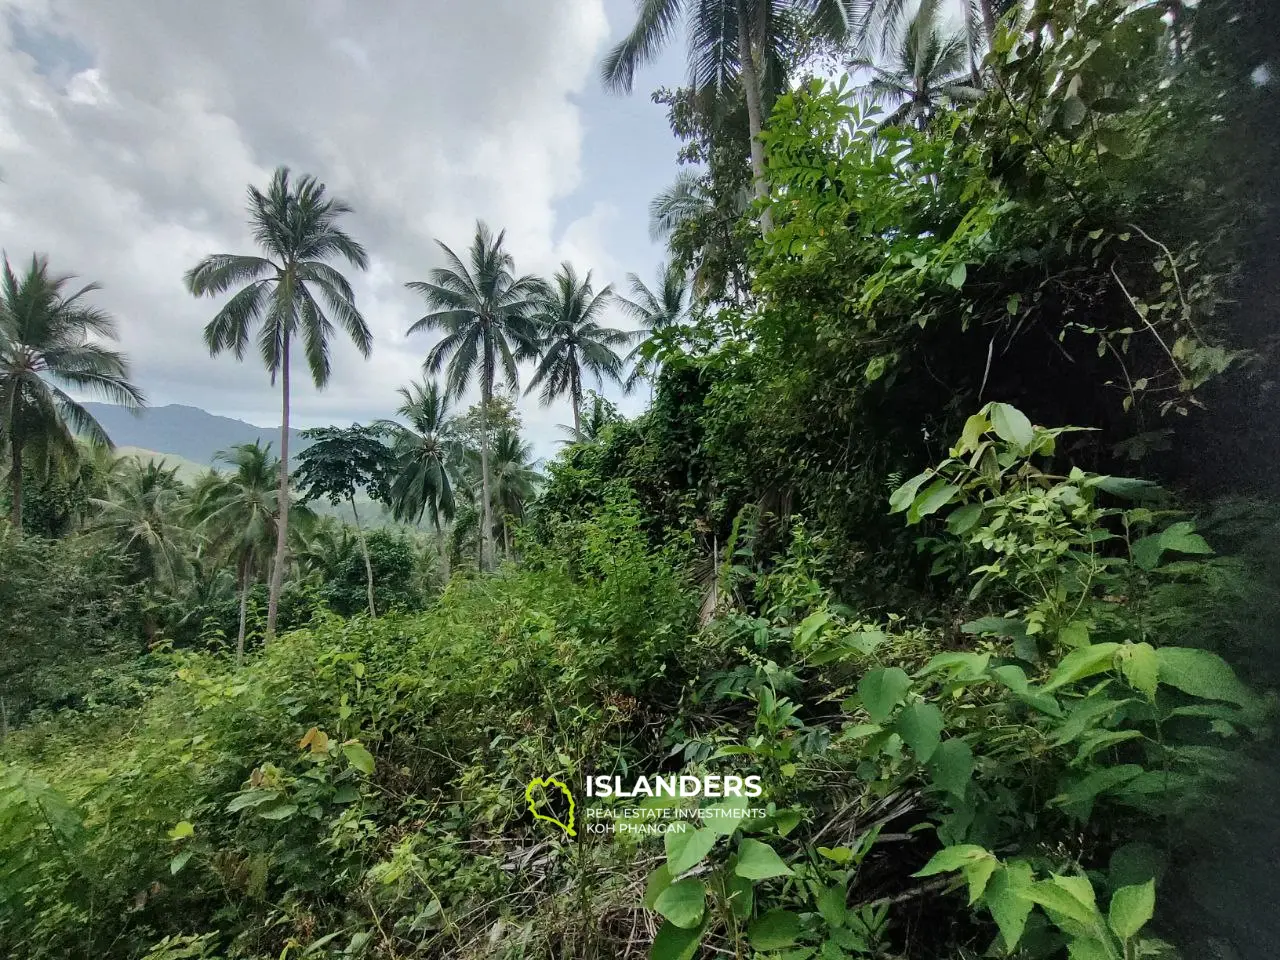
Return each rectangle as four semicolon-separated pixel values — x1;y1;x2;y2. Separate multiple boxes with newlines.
2;1;1278;959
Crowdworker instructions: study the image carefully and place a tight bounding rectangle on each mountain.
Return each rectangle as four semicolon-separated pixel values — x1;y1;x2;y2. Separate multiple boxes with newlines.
82;402;309;466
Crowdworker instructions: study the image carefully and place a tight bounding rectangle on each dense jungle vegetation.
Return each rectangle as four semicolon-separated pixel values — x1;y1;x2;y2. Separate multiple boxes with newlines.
2;1;1278;958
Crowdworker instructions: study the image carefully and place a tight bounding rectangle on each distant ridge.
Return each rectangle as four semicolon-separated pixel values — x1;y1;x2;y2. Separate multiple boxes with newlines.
82;402;310;466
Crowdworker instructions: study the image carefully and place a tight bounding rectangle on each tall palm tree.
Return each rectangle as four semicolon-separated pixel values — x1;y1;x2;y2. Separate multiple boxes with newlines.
404;221;544;572
526;263;629;437
601;0;856;234
616;261;694;393
189;442;281;663
854;0;983;130
0;255;144;532
185;166;371;642
379;379;461;539
851;0;1014;72
486;428;540;560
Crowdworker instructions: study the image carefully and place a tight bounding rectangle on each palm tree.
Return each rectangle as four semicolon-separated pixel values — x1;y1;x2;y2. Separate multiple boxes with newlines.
851;0;1015;73
487;428;540;560
188;442;281;663
90;459;193;644
380;380;462;574
184;166;371;642
526;263;629;437
601;0;856;234
0;254;144;531
854;0;983;130
616;261;694;393
404;221;544;572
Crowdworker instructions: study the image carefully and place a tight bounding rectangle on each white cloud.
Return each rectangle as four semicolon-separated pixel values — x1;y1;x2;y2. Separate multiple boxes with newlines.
0;0;660;456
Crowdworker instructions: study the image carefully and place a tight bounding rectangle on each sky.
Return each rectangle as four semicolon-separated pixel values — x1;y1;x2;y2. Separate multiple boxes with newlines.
0;0;688;457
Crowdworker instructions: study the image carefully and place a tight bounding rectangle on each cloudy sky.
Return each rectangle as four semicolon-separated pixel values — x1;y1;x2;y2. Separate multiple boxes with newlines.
0;0;686;456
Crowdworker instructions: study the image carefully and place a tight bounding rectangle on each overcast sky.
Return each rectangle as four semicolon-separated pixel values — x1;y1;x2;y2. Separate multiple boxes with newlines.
0;0;687;457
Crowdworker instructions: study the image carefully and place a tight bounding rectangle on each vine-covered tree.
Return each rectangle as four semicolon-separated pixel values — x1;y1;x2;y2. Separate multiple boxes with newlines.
184;167;371;643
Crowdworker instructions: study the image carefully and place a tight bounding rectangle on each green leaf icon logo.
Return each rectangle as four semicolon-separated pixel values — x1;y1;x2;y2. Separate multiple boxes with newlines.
525;776;576;837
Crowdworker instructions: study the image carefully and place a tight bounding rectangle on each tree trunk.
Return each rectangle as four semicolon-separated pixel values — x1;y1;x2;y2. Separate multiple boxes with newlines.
503;517;511;560
436;524;450;584
0;696;8;746
572;384;581;439
478;378;495;572
266;335;291;643
735;0;772;236
236;559;249;666
978;0;998;48
8;436;22;533
351;495;376;618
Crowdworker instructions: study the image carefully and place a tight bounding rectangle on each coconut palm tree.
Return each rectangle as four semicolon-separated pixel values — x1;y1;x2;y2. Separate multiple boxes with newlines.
526;263;629;437
0;254;144;531
188;441;282;663
404;221;544;572
601;0;856;233
90;457;192;591
380;380;462;548
616;261;694;393
487;428;540;560
184;166;371;642
854;0;984;130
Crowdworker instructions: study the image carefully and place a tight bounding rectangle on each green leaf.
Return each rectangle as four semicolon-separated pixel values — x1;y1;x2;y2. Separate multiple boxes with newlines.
895;702;944;762
817;882;848;928
168;820;194;841
1067;938;1114;960
817;846;854;864
748;909;803;949
653;879;706;929
1053;765;1144;820
1044;643;1121;691
169;849;194;875
643;864;674;909
1108;880;1155;940
928;739;973;796
735;838;793;880
1059;621;1090;648
907;480;960;524
665;824;719;876
258;803;298;821
961;617;1026;639
1156;647;1252;706
226;789;280;813
913;844;991;877
858;667;912;723
342;742;375;775
650;918;706;960
957;413;989;453
1096;127;1132;158
888;471;932;514
1118;643;1159;699
948;263;968;289
1025;875;1098;927
989;403;1035;451
702;795;753;836
1060;94;1088;129
986;862;1035;951
864;355;888;382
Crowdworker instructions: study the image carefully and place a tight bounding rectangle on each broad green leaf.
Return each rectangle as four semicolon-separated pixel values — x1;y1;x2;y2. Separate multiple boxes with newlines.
168;820;194;841
643;864;674;909
735;839;793;880
650;918;706;960
665;824;719;876
701;795;753;836
748;909;803;949
817;846;854;864
342;742;375;775
258;803;298;821
948;263;968;289
965;857;999;905
169;849;193;875
1059;621;1090;648
960;617;1026;639
226;789;279;813
1024;876;1097;927
908;479;960;524
1108;880;1155;939
956;414;989;454
1156;647;1252;706
653;879;706;929
858;667;912;723
986;862;1035;950
919;651;990;679
1053;764;1144;819
864;355;888;382
1117;643;1158;699
929;739;973;796
889;471;932;514
1067;938;1113;960
946;502;983;535
817;882;848;927
1044;644;1121;691
913;844;991;877
895;702;944;762
989;403;1034;451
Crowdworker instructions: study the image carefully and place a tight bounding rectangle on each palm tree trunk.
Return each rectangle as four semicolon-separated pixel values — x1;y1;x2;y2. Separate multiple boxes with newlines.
266;335;291;642
572;385;581;439
735;0;772;236
350;495;376;618
978;0;997;48
478;379;494;572
8;436;22;533
436;524;450;584
236;559;249;666
503;518;511;560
